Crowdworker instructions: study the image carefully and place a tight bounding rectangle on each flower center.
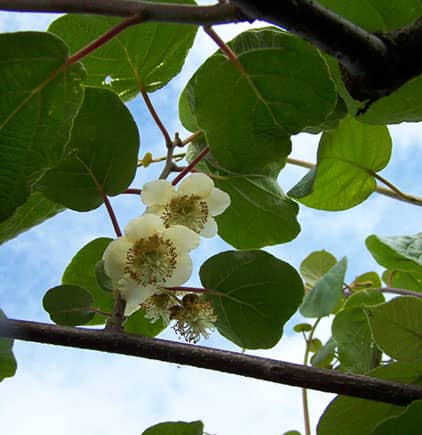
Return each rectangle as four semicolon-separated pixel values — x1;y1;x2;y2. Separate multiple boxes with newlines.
162;194;208;233
125;234;177;286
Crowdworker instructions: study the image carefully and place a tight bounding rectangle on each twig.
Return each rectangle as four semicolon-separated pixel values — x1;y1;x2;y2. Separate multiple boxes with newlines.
1;318;421;406
172;146;210;185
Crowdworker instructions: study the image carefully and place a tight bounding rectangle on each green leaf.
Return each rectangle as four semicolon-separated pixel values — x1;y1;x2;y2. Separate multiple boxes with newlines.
317;362;422;435
123;309;166;338
371;400;422;435
332;307;381;374
366;234;422;276
36;87;139;211
352;271;382;291
343;289;385;311
309;338;323;353
0;31;85;221
142;420;204;435
0;309;17;382
300;257;347;318
283;431;301;435
293;323;313;333
311;337;336;369
187;141;300;248
300;250;337;287
383;270;422;292
200;250;304;349
184;27;336;172
289;117;392;210
62;238;114;325
364;296;422;363
95;260;113;292
49;2;197;100
0;191;64;245
42;284;95;326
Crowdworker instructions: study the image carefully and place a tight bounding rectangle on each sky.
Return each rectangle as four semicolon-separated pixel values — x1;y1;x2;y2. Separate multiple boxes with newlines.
0;3;421;435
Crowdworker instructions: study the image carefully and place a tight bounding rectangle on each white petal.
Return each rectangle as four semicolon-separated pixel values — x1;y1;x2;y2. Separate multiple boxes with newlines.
163;225;200;252
178;173;214;197
117;278;156;316
141;180;175;207
199;217;218;237
102;237;132;283
207;187;231;216
124;214;164;242
162;254;192;287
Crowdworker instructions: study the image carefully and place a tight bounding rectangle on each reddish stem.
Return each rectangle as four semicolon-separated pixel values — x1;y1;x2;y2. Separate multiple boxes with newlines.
172;146;210;185
124;188;142;195
103;195;122;237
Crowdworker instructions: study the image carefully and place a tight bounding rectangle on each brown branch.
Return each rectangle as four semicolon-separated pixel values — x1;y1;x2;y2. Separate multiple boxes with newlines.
0;0;244;25
1;318;422;406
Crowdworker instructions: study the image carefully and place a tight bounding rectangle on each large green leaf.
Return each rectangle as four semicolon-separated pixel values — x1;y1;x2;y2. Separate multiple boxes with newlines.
300;257;347;318
364;296;422;363
200;250;304;349
289;117;392;210
0;191;64;245
142;421;204;435
187;141;300;248
49;1;197;100
371;400;422;435
36;87;139;210
62;238;114;325
300;250;337;287
183;27;336;172
366;234;422;276
42;284;95;326
383;270;422;292
0;309;17;382
317;362;422;435
0;31;85;221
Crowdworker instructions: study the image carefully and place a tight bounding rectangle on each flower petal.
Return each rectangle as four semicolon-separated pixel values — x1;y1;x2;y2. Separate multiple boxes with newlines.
141;179;175;207
200;217;218;237
164;225;200;252
207;187;231;216
163;254;193;287
102;237;132;283
124;214;164;242
117;278;156;316
178;173;214;197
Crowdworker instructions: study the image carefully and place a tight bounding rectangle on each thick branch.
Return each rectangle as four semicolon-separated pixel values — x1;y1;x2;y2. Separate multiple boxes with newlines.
0;0;244;25
1;318;422;406
231;0;422;102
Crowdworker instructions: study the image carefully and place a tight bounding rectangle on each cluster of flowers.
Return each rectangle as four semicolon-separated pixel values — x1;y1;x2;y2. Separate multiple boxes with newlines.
103;173;231;342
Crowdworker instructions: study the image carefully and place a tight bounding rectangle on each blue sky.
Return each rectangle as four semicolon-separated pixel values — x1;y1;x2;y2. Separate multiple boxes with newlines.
0;5;421;435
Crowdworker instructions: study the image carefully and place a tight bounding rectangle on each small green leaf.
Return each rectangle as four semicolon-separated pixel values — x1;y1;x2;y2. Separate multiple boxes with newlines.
300;257;347;318
42;284;95;326
49;3;197;100
62;238;114;325
309;338;323;353
283;431;301;435
371;400;422;435
124;309;166;338
317;362;422;435
293;323;312;333
382;270;422;292
36;87;139;211
184;27;335;172
343;289;385;311
200;250;304;349
300;250;337;287
95;260;113;292
311;337;336;369
332;307;381;374
366;234;422;276
0;309;17;382
0;31;85;221
0;191;64;245
351;272;382;291
142;420;204;435
289;117;392;210
364;296;422;363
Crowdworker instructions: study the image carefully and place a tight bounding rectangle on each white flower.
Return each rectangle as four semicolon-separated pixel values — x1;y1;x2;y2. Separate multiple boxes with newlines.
141;173;231;238
103;214;199;316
